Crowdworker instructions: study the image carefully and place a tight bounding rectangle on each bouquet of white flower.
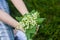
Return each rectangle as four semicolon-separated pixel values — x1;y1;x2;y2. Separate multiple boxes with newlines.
16;10;45;40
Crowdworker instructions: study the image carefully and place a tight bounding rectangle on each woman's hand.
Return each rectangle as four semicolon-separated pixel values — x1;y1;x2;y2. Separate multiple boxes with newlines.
15;23;25;32
13;27;25;36
14;27;25;36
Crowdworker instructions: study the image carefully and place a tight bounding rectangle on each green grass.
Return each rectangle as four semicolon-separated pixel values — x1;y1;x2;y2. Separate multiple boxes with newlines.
7;0;60;40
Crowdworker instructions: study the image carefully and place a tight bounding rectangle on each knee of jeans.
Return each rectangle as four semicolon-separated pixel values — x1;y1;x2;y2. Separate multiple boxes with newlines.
16;30;27;40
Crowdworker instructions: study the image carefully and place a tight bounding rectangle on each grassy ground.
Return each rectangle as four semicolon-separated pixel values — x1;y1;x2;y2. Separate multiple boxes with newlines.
7;0;60;40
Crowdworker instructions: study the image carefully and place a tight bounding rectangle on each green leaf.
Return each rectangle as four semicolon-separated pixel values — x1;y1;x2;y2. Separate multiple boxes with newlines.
37;18;45;24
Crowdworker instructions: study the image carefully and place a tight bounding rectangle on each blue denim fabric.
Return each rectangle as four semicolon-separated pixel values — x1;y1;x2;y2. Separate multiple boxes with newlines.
15;30;27;40
0;0;14;40
0;0;10;13
0;0;27;40
0;21;14;40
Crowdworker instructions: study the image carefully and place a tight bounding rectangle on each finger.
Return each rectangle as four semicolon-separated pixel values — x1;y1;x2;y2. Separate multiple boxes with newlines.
19;27;25;33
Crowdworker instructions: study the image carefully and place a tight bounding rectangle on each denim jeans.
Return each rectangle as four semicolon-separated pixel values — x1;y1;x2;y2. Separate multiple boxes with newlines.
15;30;27;40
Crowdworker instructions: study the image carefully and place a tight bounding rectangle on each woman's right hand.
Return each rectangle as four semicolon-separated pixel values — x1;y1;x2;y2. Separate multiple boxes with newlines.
15;24;25;32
